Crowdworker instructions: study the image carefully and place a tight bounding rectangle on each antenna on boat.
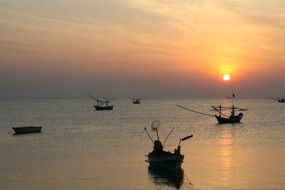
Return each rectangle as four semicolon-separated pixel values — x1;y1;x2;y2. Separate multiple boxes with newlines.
162;127;175;145
144;127;154;143
178;135;193;146
151;120;160;141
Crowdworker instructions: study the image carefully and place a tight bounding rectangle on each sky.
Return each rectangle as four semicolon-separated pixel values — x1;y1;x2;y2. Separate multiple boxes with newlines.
0;0;285;98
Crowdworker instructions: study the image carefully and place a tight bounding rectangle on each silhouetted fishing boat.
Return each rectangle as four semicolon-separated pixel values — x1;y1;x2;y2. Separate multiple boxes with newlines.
270;97;285;103
177;78;247;124
212;105;246;124
177;102;247;124
144;120;193;169
12;126;42;134
132;98;141;104
94;104;113;110
89;95;114;111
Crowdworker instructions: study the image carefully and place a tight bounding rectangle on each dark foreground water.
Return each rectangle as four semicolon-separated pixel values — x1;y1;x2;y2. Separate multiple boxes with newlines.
0;98;285;190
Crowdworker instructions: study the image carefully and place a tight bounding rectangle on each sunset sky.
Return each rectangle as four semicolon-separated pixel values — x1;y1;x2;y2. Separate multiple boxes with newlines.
1;0;285;98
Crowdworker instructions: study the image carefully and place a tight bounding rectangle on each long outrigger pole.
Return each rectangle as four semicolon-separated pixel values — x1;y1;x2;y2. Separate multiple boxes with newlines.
89;95;98;101
231;79;235;105
177;105;215;117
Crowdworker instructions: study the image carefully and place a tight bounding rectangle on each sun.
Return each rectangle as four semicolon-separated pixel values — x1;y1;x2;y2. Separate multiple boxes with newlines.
223;74;231;81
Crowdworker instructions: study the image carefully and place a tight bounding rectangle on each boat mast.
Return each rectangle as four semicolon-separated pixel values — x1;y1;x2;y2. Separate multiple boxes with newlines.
231;75;236;104
231;76;235;117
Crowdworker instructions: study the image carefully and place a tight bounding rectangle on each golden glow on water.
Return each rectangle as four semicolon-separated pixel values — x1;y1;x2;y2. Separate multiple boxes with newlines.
219;130;233;185
1;99;285;190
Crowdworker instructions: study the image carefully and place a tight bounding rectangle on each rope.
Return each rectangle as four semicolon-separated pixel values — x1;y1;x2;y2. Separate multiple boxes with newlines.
177;105;215;117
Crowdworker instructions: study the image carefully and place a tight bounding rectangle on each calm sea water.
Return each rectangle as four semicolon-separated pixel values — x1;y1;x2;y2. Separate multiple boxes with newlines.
0;98;285;190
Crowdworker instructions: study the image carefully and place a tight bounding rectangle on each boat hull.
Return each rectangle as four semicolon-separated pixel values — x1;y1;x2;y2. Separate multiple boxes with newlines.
13;126;42;134
215;115;242;124
94;105;113;110
147;154;184;169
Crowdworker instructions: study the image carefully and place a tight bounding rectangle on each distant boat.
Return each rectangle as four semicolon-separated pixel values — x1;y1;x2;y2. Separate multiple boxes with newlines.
12;126;42;134
144;120;193;169
270;97;285;103
94;104;113;110
178;78;248;124
213;87;248;123
213;105;245;124
177;103;247;125
89;95;114;111
132;98;142;104
178;91;247;124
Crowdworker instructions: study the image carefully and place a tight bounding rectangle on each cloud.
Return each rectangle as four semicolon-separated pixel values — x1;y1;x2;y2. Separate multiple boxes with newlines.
213;0;285;29
0;0;285;97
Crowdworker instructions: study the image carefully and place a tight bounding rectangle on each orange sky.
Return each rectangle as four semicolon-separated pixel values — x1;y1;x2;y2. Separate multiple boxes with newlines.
0;0;285;97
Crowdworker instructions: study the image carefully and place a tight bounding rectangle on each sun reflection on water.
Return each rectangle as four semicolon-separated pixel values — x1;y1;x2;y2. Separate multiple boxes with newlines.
219;129;234;185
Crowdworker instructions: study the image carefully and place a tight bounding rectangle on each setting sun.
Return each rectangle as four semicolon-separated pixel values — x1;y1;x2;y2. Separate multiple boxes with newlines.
223;74;231;81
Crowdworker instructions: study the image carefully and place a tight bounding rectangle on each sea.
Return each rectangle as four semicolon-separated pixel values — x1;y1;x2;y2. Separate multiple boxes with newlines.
0;98;285;190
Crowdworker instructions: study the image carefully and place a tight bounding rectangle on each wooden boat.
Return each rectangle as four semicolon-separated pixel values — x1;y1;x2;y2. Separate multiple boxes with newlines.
89;95;114;111
213;105;244;124
94;105;113;110
144;121;193;169
177;82;247;124
177;104;247;124
146;143;184;169
215;114;243;124
132;97;144;104
132;98;141;104
12;126;42;134
269;97;285;103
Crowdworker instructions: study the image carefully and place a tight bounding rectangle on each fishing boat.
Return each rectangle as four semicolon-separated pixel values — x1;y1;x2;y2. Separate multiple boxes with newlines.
177;77;247;124
144;120;193;169
212;87;248;123
94;104;113;110
177;101;247;124
132;98;142;104
212;105;245;124
12;126;42;134
270;97;285;103
89;95;114;111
